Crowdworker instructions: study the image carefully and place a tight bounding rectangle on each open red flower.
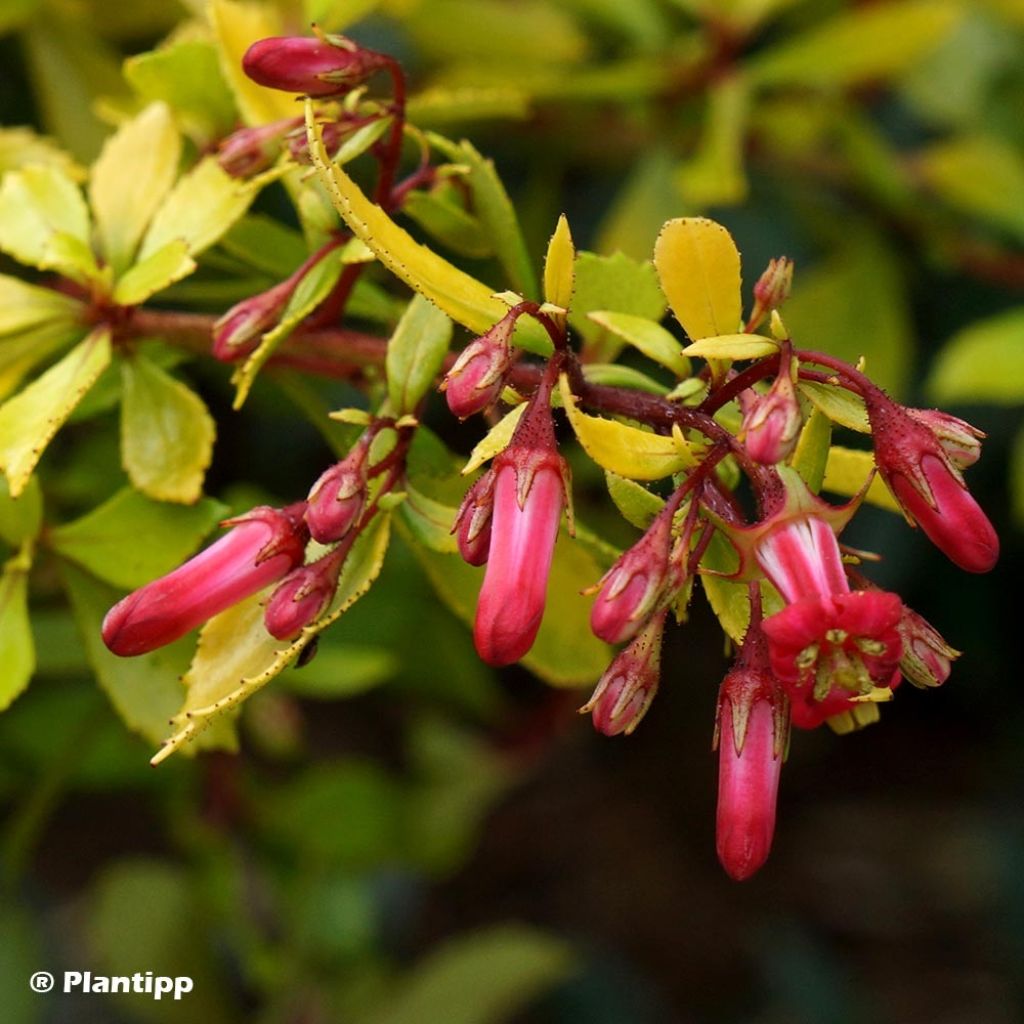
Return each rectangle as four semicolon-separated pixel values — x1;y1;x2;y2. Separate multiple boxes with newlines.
762;590;903;729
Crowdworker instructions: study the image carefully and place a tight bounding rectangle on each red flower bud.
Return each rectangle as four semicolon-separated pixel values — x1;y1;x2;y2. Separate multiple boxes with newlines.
906;408;984;469
102;505;309;657
747;256;793;330
242;35;389;97
264;547;346;640
213;278;295;361
866;392;998;573
442;313;516;419
453;470;496;567
590;510;674;645
305;445;368;544
742;367;802;465
217;117;302;178
473;455;565;666
897;606;959;688
582;611;665;735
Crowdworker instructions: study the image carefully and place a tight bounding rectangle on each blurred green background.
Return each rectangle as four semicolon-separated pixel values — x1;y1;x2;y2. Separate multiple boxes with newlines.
1;0;1023;1021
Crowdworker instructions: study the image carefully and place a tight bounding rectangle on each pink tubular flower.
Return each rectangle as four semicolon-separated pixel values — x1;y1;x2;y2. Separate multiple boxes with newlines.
865;391;998;573
264;546;347;641
242;35;389;97
582;611;665;736
590;508;674;645
762;590;903;729
442;312;516;419
742;365;802;465
102;505;309;657
473;454;565;666
305;443;368;544
714;617;789;881
754;515;849;604
453;470;496;567
898;606;959;689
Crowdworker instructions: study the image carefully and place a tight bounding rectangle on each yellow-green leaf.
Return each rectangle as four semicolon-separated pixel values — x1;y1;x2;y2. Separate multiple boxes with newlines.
209;0;296;126
50;487;226;590
746;1;962;87
790;407;832;493
798;380;870;433
0;474;42;546
654;217;743;341
559;374;692;481
304;103;551;354
139;157;262;261
605;471;664;529
153;514;391;763
398;484;459;553
112;240;196;307
0;551;34;711
543;213;574;321
700;530;785;642
0;328;111;496
0;274;83;336
407;86;531;126
386;294;453;415
587;311;689;377
682;333;777;360
0;164;95;282
120;355;215;504
927;308;1024;404
89;102;181;275
0;125;83;181
462;404;526;474
822;446;900;512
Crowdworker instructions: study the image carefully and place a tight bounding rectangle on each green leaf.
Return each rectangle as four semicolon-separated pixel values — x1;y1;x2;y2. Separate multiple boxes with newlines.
798;380;870;433
676;73;749;206
399;484;459;554
139;157;263;261
927;308;1024;403
1010;422;1024;529
0;327;111;497
0;163;98;284
559;375;694;481
746;1;962;87
403;522;611;687
0;553;34;712
427;133;538;297
124;40;237;145
305;102;551;353
88;103;181;276
407;86;531;126
278;642;399;699
219;214;308;278
120;355;215;504
654;217;743;341
783;225;912;395
0;475;42;547
365;925;575;1024
50;487;226;590
543;213;575;318
386;294;454;415
569;251;667;353
917;135;1024;240
701;531;785;643
605;471;664;529
62;563;227;749
403;187;494;260
112;239;196;306
231;250;344;408
789;407;832;493
822;447;900;512
587;310;689;377
580;363;668;395
154;515;392;764
332;115;395;166
682;333;777;360
0;274;82;338
462;404;527;475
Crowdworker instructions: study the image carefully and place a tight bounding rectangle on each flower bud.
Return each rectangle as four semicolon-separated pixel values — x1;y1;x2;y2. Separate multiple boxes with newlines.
748;257;794;330
865;392;998;573
102;505;309;657
897;606;959;688
264;547;346;640
305;445;368;544
907;408;984;469
581;611;665;736
590;511;673;645
442;313;516;419
213;278;295;361
742;366;802;465
242;35;389;97
453;470;496;567
217;117;302;178
715;673;788;881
